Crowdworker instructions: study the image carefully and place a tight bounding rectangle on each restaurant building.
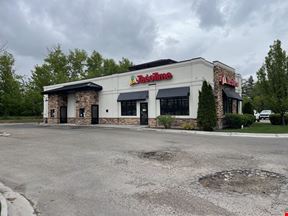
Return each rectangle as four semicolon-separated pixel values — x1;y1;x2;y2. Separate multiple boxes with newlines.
43;57;242;128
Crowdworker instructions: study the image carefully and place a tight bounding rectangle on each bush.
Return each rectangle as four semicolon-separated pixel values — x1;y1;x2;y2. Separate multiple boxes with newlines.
182;122;195;130
156;115;175;129
224;114;255;129
242;114;256;127
197;81;217;131
269;114;288;125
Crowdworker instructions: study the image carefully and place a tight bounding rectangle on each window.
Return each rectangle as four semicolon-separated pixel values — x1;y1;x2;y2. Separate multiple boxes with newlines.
160;97;189;115
79;108;85;117
223;94;233;114
50;109;55;118
121;101;136;116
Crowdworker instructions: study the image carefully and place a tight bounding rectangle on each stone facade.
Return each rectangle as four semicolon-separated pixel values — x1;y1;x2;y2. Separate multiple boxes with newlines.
47;94;67;124
74;90;99;125
99;118;140;125
148;118;197;128
47;90;99;125
213;65;237;129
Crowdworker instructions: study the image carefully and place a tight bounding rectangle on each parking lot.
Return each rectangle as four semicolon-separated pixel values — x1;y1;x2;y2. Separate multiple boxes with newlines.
0;124;287;216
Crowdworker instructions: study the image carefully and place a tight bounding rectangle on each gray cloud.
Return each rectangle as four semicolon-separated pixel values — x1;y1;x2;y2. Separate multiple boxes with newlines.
1;0;288;78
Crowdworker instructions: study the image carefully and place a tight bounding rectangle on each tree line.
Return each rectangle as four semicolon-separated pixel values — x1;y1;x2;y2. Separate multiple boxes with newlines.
0;45;133;116
242;40;288;125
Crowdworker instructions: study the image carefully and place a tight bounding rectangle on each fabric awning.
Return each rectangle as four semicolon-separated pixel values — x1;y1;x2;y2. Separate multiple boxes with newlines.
117;91;148;102
43;82;102;94
156;86;190;99
223;87;242;100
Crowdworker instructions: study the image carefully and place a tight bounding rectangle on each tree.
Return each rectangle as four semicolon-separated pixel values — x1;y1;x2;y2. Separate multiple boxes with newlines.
86;51;103;78
103;58;119;75
242;75;254;98
118;57;133;73
242;100;254;114
45;45;69;84
0;52;23;116
197;80;217;131
67;49;87;80
257;40;288;125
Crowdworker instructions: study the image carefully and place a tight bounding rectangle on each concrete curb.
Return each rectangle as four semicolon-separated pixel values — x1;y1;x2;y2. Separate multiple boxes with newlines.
0;193;8;216
0;182;35;216
141;128;288;138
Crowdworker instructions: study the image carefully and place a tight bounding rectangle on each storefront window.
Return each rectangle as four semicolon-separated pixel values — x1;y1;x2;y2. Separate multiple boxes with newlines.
121;101;137;116
223;95;233;114
160;97;189;115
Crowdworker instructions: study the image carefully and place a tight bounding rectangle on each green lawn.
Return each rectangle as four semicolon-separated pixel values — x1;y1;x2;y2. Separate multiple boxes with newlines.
220;123;288;133
0;116;42;123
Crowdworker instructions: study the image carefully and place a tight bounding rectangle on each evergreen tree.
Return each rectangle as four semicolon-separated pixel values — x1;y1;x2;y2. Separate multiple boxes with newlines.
197;80;217;131
257;40;288;125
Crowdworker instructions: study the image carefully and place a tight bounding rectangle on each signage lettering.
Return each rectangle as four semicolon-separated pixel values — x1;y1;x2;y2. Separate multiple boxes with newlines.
130;72;173;86
219;75;238;87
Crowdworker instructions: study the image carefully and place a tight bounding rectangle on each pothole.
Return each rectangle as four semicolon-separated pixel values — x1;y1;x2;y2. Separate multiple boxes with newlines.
138;151;175;161
199;169;287;195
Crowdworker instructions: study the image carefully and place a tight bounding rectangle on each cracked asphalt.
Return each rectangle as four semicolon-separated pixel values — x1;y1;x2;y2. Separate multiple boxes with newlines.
0;124;287;216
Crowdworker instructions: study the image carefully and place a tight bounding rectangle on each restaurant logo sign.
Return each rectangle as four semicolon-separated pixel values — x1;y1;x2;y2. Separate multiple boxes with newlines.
219;75;238;87
130;72;173;86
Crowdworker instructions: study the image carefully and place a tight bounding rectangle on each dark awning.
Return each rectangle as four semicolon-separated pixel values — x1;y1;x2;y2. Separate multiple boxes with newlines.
156;86;190;99
117;91;148;102
223;87;242;100
43;82;103;94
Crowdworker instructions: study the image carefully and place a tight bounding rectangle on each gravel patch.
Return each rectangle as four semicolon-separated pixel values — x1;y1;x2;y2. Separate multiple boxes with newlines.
199;169;287;195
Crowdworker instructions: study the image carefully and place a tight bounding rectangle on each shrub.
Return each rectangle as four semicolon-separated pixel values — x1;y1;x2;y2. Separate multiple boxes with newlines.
224;114;243;129
156;115;175;129
182;122;195;130
197;81;217;131
224;114;255;129
270;114;288;125
242;114;256;127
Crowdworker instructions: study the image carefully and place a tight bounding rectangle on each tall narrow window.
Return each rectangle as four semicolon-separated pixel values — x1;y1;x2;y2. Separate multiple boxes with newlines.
50;109;55;118
121;101;136;116
79;108;85;117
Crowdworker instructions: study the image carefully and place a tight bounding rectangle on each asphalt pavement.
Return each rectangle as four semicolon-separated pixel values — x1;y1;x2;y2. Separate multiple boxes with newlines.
0;124;287;216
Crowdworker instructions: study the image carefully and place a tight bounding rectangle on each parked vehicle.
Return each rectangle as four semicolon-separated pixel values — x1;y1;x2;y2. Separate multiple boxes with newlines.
254;110;260;122
259;110;273;120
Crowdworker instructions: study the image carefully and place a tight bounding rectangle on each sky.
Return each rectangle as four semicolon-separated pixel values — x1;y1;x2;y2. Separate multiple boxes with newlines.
1;0;288;80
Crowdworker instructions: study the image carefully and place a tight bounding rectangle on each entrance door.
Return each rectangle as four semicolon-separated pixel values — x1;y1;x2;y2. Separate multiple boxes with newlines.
60;106;67;123
140;103;148;125
91;105;99;124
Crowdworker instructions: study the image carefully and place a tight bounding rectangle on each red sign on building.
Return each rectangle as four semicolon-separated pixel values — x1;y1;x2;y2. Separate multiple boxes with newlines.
219;75;238;87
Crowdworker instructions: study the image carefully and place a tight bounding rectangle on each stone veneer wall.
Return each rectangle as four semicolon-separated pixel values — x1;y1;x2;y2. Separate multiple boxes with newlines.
149;118;197;128
99;118;139;125
213;65;236;129
74;90;99;125
47;94;67;124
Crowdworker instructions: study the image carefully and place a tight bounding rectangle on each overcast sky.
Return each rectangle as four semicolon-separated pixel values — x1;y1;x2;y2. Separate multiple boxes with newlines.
1;0;288;79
